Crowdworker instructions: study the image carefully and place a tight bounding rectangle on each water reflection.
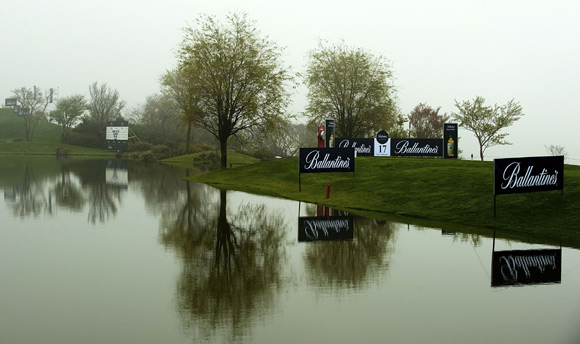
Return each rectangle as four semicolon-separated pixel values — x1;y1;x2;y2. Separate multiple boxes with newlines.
300;204;396;291
160;182;289;341
1;158;579;344
2;158;128;223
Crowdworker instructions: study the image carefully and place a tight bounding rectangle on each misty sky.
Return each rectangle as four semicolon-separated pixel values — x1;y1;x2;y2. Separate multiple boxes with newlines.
3;0;579;163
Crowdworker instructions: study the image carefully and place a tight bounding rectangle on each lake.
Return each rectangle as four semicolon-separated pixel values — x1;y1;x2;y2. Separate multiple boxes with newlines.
1;157;579;344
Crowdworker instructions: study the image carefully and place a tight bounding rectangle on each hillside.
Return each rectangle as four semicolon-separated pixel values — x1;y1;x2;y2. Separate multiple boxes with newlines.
0;107;112;156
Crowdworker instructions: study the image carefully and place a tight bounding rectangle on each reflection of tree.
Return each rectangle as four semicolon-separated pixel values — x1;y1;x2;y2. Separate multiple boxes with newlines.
9;163;50;217
52;165;85;212
161;189;288;341
304;214;396;291
86;183;122;224
71;160;124;224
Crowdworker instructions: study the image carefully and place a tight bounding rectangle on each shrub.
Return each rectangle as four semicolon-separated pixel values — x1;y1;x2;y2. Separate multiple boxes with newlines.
128;142;152;152
67;132;101;148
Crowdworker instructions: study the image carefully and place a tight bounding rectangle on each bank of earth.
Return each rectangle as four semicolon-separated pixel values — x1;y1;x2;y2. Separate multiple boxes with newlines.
180;156;580;249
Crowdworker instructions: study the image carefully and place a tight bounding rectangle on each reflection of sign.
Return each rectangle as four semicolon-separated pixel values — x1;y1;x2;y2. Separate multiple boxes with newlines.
491;249;562;287
336;138;374;156
105;160;128;188
298;216;354;242
5;98;17;106
299;148;355;173
494;156;564;195
390;139;442;157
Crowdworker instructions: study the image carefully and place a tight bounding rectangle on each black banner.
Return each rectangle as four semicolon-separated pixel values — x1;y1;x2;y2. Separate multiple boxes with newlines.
494;156;564;195
491;249;562;287
336;138;374;156
443;123;458;159
298;216;354;242
390;139;442;157
5;98;17;107
299;148;355;173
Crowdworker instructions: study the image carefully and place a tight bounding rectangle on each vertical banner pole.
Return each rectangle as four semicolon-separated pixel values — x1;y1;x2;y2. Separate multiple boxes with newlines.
299;172;301;192
493;195;496;218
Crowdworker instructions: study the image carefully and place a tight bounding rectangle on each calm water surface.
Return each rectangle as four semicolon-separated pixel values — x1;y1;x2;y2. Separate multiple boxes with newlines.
1;157;579;344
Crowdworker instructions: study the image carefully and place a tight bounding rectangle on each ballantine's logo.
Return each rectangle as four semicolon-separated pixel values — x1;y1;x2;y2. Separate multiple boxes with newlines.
394;140;439;155
500;162;558;190
303;219;350;240
499;254;558;282
303;150;350;170
338;140;372;154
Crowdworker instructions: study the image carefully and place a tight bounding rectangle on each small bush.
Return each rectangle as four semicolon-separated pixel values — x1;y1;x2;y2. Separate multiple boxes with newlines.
67;132;101;148
253;148;277;161
128;142;152;152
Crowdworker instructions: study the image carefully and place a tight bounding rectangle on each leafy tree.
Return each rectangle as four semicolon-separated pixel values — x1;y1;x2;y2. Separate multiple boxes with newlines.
176;12;292;168
11;86;50;141
50;94;87;143
452;96;523;161
305;40;400;138
160;67;202;153
88;82;125;125
408;103;450;138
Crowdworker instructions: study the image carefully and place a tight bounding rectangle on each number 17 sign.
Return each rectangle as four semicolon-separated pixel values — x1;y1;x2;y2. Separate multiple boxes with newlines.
374;130;390;156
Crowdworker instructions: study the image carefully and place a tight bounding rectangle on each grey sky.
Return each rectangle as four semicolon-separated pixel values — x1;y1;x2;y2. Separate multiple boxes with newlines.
3;0;579;163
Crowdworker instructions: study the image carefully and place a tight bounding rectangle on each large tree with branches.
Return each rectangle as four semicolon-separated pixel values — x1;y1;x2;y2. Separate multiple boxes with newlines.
176;12;292;168
305;40;401;138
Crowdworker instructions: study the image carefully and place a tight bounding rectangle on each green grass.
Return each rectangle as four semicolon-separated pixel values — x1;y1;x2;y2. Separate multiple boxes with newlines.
187;156;580;248
0;107;114;156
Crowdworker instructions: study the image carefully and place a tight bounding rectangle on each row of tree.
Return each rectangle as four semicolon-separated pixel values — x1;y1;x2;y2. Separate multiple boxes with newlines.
10;82;124;144
9;12;527;163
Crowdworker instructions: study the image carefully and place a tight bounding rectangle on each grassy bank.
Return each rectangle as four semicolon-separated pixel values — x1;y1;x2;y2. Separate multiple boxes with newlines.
0;108;114;156
186;157;580;248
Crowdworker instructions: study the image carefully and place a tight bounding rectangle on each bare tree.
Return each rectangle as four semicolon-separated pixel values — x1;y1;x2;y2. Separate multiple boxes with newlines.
88;82;125;125
11;86;50;141
545;144;567;159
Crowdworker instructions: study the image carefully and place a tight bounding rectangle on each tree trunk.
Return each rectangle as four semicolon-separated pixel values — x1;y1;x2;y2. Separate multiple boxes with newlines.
220;138;228;169
185;122;192;154
479;146;484;161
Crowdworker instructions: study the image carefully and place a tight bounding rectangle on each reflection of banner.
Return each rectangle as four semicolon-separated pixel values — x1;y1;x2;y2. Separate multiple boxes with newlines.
491;249;562;287
336;138;374;156
299;148;355;173
298;216;354;242
390;139;442;157
494;156;564;195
